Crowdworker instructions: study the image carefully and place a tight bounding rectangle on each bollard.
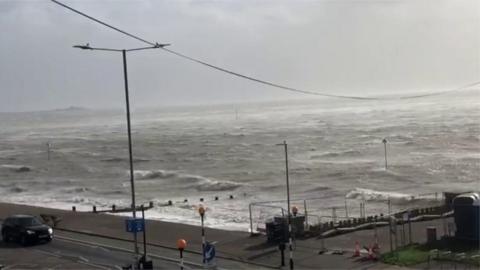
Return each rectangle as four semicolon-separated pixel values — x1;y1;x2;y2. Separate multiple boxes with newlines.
72;206;76;212
214;196;219;201
177;239;187;270
183;199;188;203
112;204;116;211
149;201;154;208
229;195;234;199
168;200;173;206
93;205;97;213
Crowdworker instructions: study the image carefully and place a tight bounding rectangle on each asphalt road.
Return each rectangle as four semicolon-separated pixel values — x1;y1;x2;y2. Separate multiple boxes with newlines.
53;229;274;269
0;228;273;269
0;236;182;269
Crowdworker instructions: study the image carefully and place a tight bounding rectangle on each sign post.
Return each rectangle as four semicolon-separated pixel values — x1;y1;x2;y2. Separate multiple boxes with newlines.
126;218;144;233
204;242;216;267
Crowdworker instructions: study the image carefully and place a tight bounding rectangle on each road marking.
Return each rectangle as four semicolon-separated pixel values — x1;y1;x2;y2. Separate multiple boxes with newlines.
92;245;112;253
77;256;89;262
55;235;205;268
55;228;277;269
32;247;108;270
3;264;38;270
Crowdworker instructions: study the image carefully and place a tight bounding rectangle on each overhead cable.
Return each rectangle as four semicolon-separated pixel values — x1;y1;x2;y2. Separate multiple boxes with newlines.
51;0;480;100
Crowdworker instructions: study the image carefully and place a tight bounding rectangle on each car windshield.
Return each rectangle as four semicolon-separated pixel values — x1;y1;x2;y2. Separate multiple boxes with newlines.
17;217;42;226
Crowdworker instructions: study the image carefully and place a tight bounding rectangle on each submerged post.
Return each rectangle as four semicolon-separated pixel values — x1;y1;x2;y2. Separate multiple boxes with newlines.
303;200;308;230
344;197;348;218
249;203;254;236
382;138;388;170
46;141;51;160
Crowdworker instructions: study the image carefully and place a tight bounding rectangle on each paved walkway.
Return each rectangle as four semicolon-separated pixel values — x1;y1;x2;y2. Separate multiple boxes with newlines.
0;203;456;269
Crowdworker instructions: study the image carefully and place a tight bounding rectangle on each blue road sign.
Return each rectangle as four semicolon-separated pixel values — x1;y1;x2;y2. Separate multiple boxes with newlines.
204;242;216;263
126;218;144;233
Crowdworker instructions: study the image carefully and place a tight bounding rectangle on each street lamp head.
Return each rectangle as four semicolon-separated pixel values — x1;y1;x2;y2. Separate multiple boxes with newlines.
154;42;170;48
73;43;92;50
198;205;205;216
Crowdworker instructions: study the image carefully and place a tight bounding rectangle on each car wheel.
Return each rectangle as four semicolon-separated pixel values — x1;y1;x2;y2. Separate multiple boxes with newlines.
20;235;28;246
2;231;9;243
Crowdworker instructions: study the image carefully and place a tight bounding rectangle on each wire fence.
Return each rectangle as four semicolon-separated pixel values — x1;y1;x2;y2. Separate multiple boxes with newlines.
249;191;446;234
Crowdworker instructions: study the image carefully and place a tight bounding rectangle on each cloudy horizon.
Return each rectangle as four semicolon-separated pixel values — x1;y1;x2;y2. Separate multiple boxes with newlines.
0;0;478;112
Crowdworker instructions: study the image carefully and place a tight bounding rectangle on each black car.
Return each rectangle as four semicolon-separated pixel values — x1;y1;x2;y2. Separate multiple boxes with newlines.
1;215;53;245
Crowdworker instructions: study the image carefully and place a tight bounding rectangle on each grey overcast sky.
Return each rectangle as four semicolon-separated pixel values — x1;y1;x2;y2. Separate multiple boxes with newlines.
0;0;478;112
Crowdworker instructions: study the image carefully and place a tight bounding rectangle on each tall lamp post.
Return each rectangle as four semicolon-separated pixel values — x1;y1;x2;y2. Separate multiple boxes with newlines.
198;205;206;265
276;140;294;270
73;43;168;265
382;138;388;170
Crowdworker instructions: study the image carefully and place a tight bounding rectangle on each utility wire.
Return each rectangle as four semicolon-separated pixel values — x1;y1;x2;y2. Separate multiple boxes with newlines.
51;0;156;47
161;47;377;100
51;0;480;100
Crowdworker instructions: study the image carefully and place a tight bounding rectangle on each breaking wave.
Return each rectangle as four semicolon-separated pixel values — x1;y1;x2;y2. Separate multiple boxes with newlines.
346;188;416;203
62;187;91;193
310;150;361;159
0;164;31;172
132;169;243;191
101;157;150;163
10;186;27;193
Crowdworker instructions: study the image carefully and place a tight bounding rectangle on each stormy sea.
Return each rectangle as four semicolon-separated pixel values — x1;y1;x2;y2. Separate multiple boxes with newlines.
0;90;478;231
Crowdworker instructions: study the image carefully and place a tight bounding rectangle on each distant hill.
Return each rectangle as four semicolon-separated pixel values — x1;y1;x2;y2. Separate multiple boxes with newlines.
53;106;89;112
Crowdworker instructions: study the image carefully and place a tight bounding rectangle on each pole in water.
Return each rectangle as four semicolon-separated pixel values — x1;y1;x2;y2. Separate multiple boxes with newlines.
382;138;388;170
46;142;51;160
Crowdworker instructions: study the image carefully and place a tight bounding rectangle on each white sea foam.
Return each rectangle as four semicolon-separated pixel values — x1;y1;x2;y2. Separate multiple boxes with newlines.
0;164;31;172
132;170;244;192
346;188;417;203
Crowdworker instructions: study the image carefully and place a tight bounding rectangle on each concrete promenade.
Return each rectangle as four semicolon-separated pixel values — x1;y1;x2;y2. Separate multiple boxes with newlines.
0;202;453;269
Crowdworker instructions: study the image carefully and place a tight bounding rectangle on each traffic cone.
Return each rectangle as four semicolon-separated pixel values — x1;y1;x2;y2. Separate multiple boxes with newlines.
367;245;375;260
373;241;380;253
353;241;360;257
